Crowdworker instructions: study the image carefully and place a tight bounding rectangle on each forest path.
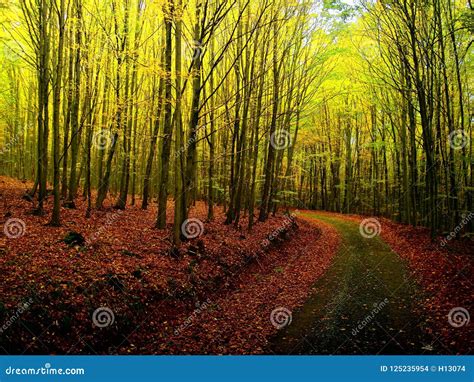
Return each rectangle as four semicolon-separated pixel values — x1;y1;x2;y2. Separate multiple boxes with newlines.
268;212;437;354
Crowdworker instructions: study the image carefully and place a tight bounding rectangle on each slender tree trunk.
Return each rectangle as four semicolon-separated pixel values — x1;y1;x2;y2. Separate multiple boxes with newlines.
156;1;173;229
49;0;66;226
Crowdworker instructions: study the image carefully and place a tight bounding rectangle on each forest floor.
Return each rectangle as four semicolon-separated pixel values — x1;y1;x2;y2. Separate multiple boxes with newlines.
0;177;472;354
0;176;339;354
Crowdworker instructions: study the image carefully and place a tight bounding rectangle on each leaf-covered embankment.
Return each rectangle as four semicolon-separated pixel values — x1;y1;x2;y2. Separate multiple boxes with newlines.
0;177;340;354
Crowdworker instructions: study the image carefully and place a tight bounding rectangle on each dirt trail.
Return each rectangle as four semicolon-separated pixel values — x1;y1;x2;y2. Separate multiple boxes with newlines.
269;212;438;355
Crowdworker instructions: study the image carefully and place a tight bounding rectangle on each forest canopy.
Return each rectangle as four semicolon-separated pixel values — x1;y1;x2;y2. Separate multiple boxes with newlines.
0;0;472;242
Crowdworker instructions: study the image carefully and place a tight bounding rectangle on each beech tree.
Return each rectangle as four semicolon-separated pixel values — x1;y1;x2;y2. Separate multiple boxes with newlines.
1;0;471;244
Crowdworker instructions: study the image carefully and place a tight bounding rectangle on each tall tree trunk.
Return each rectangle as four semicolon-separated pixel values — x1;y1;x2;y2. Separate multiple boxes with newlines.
259;18;279;222
65;0;82;208
156;0;173;229
49;0;66;226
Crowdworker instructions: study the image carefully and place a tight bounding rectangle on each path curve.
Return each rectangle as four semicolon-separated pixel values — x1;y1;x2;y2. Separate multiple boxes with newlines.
268;211;438;355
